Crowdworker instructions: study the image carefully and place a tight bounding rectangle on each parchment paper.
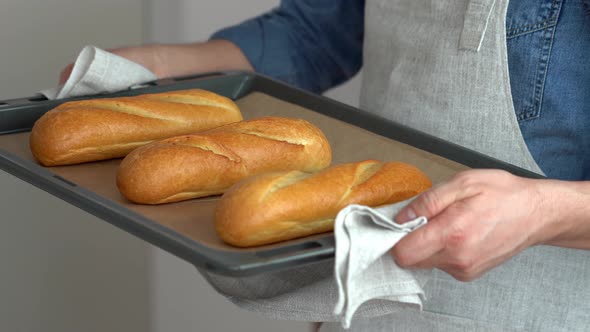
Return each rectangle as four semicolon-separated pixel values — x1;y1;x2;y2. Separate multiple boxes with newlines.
0;92;468;252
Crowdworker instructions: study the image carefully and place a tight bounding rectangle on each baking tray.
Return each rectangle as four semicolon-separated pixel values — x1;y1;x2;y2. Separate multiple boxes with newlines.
0;71;541;276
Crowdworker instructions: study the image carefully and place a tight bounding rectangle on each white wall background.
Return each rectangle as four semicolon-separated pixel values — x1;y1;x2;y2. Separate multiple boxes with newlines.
1;1;362;331
0;1;149;332
0;0;146;99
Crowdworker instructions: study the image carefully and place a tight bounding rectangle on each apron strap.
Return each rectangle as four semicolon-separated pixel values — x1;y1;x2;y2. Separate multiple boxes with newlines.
459;0;497;51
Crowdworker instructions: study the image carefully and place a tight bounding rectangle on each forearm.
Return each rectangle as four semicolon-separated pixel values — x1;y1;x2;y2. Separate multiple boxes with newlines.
114;40;253;79
155;40;253;78
539;179;590;249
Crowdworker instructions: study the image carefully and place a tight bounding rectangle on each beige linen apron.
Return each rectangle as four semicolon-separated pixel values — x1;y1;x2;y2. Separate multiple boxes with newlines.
320;0;590;330
202;1;590;330
360;0;542;173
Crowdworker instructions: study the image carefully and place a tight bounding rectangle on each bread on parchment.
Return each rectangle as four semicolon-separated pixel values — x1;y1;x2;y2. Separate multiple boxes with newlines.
30;89;242;166
215;160;432;247
116;116;332;204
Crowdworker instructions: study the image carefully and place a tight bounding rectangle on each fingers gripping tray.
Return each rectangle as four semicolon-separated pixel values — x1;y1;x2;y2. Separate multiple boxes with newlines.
0;72;539;276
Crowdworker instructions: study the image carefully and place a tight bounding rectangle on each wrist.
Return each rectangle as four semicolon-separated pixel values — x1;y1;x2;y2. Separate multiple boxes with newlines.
107;44;168;78
537;180;590;248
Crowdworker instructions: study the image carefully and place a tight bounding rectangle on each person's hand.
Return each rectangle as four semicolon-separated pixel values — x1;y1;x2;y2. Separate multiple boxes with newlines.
59;45;164;84
391;169;554;281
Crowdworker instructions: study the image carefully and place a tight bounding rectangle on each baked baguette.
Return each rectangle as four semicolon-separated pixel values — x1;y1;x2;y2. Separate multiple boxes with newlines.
30;89;243;166
116;116;332;204
215;160;432;247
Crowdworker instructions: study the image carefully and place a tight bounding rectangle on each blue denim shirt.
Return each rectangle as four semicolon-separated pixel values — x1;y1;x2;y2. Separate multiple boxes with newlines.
211;0;590;181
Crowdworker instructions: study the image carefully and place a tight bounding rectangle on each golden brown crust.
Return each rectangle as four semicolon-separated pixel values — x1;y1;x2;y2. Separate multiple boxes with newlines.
116;116;332;204
29;89;243;166
215;160;432;247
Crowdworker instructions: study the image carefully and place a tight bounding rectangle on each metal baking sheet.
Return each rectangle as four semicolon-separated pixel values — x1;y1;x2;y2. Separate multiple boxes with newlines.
0;72;540;276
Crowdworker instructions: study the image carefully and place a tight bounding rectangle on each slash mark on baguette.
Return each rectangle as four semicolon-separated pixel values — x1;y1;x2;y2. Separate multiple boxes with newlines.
174;141;242;162
235;129;311;147
68;140;154;155
260;171;311;202
62;102;187;123
143;94;239;113
337;161;382;205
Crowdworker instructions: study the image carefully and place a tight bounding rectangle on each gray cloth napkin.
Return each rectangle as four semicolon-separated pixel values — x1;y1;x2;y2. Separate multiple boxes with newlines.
333;201;428;328
200;199;430;329
40;45;156;100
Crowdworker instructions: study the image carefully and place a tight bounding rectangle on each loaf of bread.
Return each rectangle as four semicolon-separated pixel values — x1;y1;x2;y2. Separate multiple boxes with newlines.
215;160;432;247
30;89;243;166
116;116;332;204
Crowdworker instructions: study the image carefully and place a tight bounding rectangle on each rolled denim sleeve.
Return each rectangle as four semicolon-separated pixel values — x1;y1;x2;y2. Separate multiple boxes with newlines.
210;0;365;94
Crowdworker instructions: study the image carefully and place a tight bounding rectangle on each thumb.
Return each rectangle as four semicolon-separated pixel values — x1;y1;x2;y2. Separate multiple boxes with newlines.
395;172;480;223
